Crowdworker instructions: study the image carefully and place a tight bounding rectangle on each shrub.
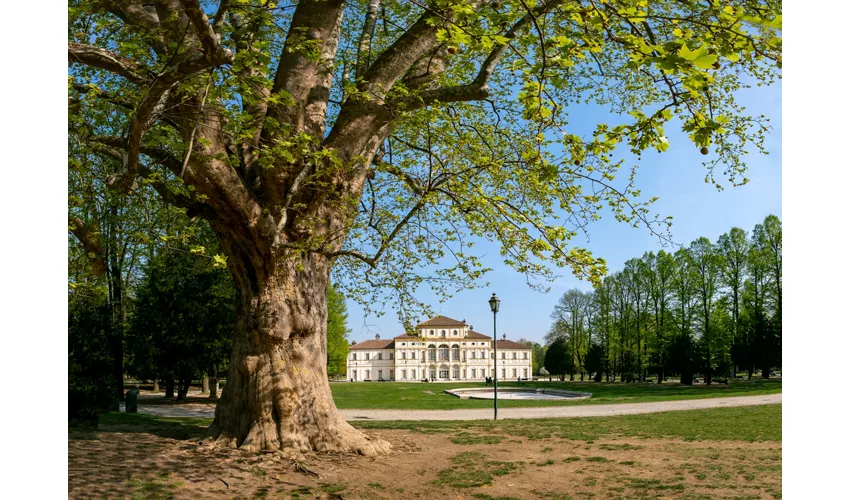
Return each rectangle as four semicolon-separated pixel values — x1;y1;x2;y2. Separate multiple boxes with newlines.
621;372;635;383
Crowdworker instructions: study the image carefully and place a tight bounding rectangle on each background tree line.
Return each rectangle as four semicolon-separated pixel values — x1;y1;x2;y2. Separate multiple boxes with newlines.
542;215;781;385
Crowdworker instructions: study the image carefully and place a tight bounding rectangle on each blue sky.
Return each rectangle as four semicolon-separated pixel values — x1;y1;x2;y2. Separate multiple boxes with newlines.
345;80;782;345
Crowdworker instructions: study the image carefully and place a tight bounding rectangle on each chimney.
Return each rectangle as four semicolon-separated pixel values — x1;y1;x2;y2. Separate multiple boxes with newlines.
375;333;381;340
502;333;506;340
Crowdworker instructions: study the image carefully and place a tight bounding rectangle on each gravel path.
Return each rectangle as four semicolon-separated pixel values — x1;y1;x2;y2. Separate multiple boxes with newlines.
123;393;780;421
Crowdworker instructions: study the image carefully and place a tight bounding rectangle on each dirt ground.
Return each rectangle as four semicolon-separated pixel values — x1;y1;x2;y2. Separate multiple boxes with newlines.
69;420;781;500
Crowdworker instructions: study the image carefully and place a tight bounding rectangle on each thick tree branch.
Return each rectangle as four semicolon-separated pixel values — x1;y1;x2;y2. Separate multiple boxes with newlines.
68;43;149;84
268;0;345;134
178;0;233;60
97;1;168;54
356;0;381;78
69;216;107;276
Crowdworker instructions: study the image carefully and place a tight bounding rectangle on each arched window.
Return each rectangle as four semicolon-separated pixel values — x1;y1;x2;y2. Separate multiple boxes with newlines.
429;330;435;336
438;345;449;361
452;366;460;379
451;345;460;360
453;329;458;336
428;345;436;361
441;330;447;337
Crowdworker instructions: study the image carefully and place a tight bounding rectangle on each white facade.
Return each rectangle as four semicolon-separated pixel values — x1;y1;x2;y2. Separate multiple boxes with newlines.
346;316;533;382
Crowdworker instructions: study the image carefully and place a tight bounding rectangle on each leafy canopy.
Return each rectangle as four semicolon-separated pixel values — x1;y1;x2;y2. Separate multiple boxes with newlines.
69;0;781;328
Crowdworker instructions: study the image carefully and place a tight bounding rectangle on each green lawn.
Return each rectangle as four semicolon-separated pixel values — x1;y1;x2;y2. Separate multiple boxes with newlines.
329;378;782;409
98;403;781;443
352;404;782;442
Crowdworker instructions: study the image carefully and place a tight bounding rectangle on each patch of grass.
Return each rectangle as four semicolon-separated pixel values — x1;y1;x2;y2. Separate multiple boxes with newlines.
354;404;782;442
541;446;553;453
619;461;636;466
563;456;582;463
535;459;556;466
320;484;346;494
599;443;643;451
532;492;574;500
623;477;686;492
450;432;504;445
127;474;182;500
586;456;612;463
250;468;268;478
472;494;522;500
367;482;385;490
434;452;519;488
330;379;781;410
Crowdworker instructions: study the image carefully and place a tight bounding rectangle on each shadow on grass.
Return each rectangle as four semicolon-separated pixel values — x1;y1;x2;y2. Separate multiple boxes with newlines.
97;412;213;440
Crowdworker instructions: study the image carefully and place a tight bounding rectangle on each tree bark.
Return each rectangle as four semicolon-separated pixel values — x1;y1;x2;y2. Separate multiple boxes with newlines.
209;378;218;400
165;376;175;398
153;379;160;393
202;373;210;394
204;249;390;457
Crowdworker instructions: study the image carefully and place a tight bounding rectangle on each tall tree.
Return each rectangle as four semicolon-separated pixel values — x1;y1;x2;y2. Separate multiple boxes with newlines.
717;227;748;376
69;0;781;454
326;284;351;378
755;215;782;367
690;237;722;384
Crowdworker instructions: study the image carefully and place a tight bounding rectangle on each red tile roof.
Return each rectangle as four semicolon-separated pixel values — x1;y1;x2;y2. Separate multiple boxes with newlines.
416;315;467;327
393;333;421;340
496;339;530;350
349;339;395;350
467;330;492;339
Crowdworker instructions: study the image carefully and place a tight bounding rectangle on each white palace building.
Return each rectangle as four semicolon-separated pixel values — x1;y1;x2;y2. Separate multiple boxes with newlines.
347;316;533;382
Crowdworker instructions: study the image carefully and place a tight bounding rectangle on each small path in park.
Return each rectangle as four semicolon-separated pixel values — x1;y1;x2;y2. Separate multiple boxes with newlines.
124;393;781;421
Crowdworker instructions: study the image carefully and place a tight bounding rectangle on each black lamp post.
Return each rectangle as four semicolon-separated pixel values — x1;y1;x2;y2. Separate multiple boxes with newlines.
488;293;501;420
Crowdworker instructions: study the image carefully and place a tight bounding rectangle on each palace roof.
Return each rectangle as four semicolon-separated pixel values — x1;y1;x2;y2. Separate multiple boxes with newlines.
349;339;394;350
416;315;467;327
496;339;529;349
466;330;492;339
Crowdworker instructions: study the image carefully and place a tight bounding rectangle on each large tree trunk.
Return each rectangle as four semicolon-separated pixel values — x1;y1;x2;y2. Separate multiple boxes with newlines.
205;250;390;457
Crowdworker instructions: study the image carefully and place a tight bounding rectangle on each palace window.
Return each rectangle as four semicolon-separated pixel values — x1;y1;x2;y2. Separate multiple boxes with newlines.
351;353;357;360
402;369;406;380
471;351;476;359
402;352;406;360
512;368;517;378
501;368;506;378
439;368;449;379
429;330;434;336
453;329;458;336
366;353;370;361
524;352;528;359
438;345;449;361
441;330;447;337
523;368;528;378
378;370;383;380
501;352;506;359
451;345;460;360
428;345;437;361
452;366;460;379
411;369;416;379
513;352;517;360
378;352;382;360
390;352;394;360
366;369;371;380
430;368;437;380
